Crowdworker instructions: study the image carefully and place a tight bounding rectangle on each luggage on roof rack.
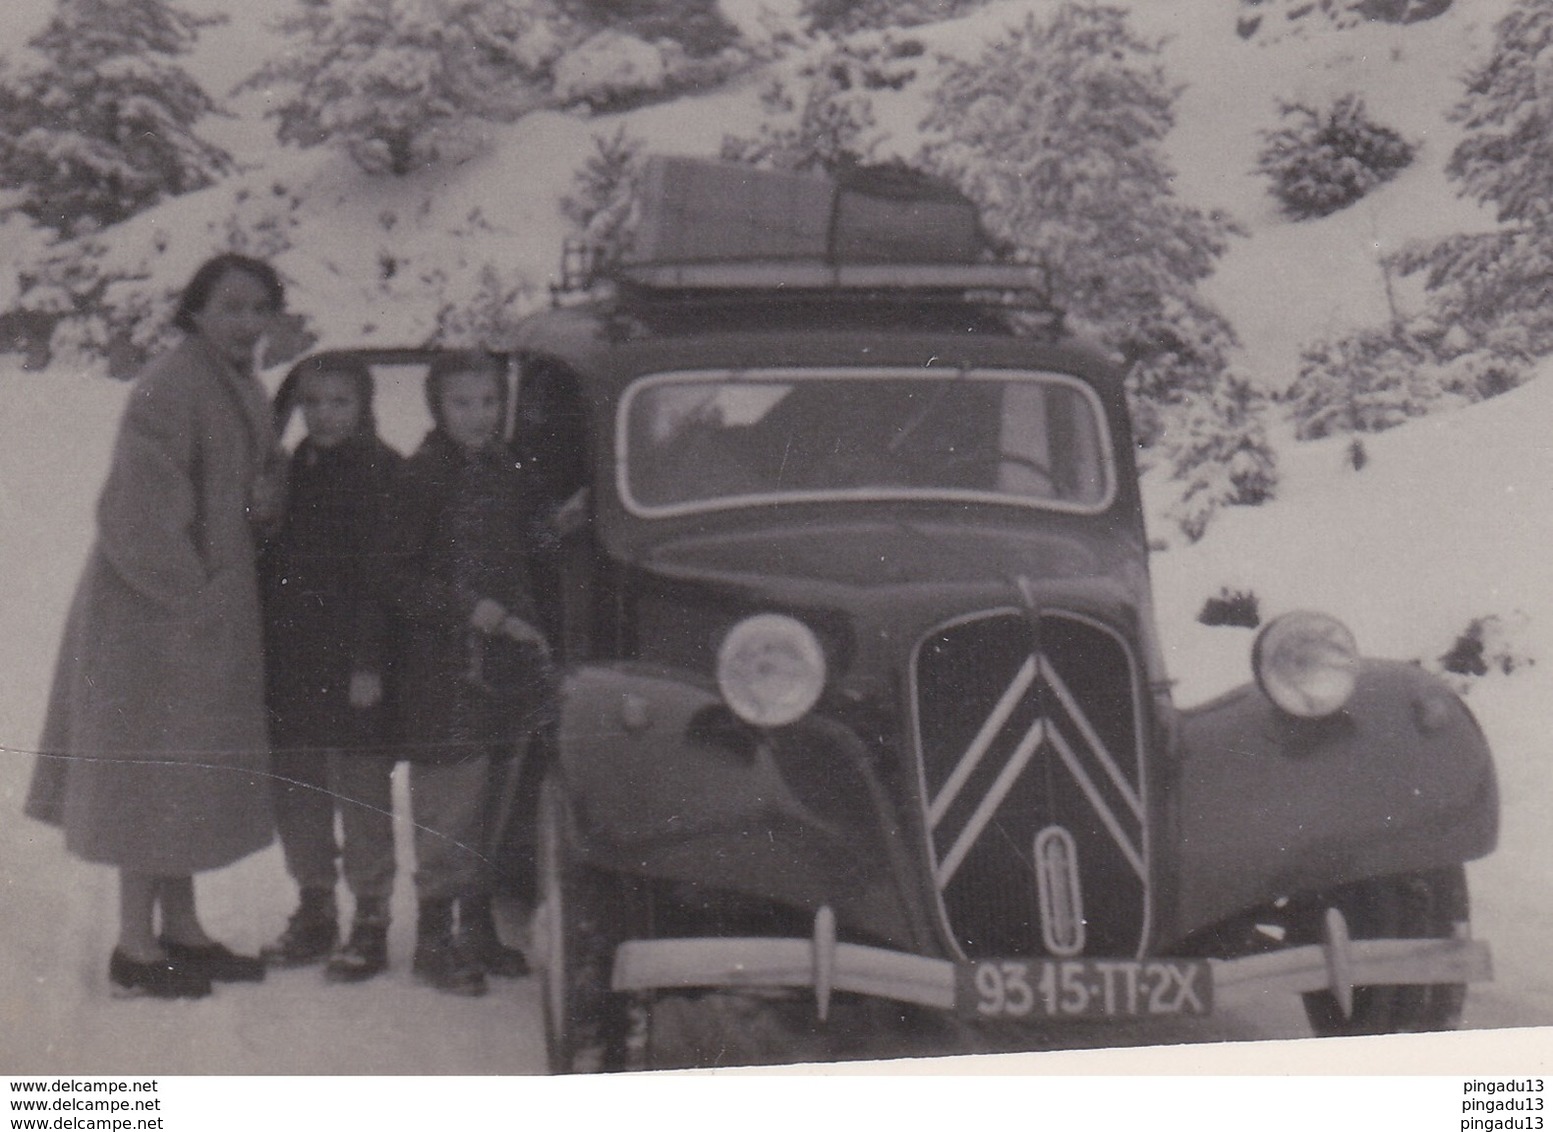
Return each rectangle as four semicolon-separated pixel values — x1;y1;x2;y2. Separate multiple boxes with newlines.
630;156;987;268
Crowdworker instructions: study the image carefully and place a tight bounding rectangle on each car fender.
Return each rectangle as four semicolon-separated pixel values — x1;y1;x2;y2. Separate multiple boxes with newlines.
553;662;932;950
1167;659;1498;945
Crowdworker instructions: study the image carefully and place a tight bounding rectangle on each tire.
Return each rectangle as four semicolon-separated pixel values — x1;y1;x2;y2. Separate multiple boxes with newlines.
1295;865;1470;1037
534;772;646;1073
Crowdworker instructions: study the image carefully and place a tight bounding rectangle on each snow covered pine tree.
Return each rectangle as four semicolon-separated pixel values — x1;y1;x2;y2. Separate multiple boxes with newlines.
920;2;1269;535
1286;0;1550;445
1397;0;1553;358
0;0;231;237
719;37;922;173
561;127;648;267
1256;94;1416;220
240;0;550;176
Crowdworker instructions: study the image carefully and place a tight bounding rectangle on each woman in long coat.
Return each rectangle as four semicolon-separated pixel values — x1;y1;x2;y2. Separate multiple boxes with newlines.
26;253;286;999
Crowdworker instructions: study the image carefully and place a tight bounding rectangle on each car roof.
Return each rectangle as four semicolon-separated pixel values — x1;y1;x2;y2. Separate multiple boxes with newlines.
512;261;1127;405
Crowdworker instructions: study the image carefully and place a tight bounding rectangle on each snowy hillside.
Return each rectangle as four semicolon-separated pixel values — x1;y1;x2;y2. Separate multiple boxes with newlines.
2;0;1551;1076
0;0;1518;375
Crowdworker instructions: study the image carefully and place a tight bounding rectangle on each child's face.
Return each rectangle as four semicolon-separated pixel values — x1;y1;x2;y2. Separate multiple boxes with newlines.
299;371;363;449
439;368;503;451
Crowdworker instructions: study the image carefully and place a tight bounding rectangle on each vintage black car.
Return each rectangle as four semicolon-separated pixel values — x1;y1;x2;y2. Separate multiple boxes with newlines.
277;166;1498;1074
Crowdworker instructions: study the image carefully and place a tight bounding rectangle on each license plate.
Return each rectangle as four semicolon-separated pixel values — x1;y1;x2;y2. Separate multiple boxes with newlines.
956;958;1213;1020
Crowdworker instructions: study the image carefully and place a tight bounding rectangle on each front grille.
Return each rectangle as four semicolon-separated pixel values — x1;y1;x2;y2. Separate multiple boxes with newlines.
913;610;1148;959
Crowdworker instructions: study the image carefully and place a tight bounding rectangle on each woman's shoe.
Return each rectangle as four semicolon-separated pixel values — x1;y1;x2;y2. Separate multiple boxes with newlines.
109;949;212;1000
158;938;266;983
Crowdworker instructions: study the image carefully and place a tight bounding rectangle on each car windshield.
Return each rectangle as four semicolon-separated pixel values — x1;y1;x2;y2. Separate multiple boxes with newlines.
619;368;1114;516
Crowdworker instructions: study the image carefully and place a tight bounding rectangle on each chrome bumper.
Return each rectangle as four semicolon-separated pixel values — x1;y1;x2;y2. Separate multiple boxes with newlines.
610;907;1492;1021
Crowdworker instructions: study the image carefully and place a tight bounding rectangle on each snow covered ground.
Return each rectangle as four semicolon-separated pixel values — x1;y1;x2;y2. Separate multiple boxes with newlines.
2;0;1552;1078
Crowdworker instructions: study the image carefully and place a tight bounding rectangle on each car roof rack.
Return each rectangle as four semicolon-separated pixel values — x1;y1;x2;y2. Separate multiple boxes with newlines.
550;239;1055;302
613;259;1046;295
599;259;1062;331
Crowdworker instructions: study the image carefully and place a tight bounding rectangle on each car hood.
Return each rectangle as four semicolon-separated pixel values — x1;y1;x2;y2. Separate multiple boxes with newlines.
635;515;1142;607
626;513;1162;700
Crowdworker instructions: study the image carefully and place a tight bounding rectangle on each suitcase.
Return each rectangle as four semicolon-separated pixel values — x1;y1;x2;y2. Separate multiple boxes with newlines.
631;156;985;265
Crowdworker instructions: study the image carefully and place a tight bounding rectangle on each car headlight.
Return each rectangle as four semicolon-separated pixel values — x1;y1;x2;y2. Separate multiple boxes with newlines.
716;613;826;727
1252;610;1359;719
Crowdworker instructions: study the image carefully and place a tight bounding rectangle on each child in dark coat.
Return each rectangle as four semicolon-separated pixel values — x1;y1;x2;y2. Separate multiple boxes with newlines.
260;358;403;982
381;352;549;996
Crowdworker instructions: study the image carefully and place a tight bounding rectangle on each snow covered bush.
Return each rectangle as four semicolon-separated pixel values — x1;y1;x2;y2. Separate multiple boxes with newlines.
240;0;551;176
921;6;1244;430
6;181;312;377
8;238;124;376
549;0;740;58
559;128;647;267
1288;328;1417;440
1431;612;1534;691
1160;376;1278;543
1287;325;1526;440
720;36;922;172
557;38;756;113
1237;0;1453;40
547;0;754;110
552;30;669;110
20;233;210;379
1256;94;1416;220
802;0;993;34
429;263;538;350
0;0;232;237
1197;587;1261;629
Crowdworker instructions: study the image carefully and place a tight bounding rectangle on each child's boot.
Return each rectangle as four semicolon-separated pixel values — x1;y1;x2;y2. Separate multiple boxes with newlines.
412;898;486;996
459;895;530;978
260;887;337;966
324;896;390;984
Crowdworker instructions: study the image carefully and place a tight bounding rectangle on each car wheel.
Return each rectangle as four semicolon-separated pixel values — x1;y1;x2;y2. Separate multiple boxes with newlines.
1294;865;1470;1037
534;771;647;1073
